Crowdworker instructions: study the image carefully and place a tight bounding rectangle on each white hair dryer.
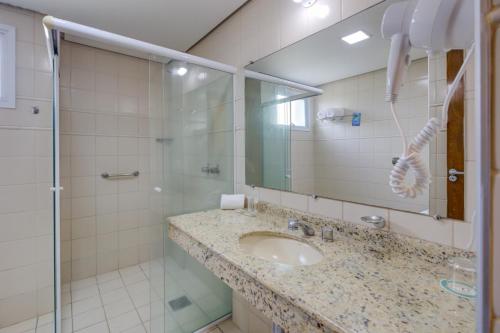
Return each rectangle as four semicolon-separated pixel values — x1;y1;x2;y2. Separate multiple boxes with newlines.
381;0;474;198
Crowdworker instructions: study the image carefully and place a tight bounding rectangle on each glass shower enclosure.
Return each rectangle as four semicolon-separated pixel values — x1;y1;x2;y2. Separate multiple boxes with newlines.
45;19;235;333
245;77;311;192
148;61;234;333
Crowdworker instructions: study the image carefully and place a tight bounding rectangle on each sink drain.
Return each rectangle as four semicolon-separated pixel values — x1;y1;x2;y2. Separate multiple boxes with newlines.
168;295;192;311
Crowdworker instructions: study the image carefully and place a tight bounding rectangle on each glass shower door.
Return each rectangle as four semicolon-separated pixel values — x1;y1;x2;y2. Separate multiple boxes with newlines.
149;60;233;333
245;78;308;192
261;102;291;191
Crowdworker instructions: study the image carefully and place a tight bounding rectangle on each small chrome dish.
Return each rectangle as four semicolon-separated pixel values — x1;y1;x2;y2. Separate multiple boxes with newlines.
360;215;386;229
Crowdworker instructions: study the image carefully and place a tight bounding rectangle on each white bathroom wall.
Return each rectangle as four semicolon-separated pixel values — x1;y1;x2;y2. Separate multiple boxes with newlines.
58;40;165;282
310;59;429;214
0;4;54;327
189;0;475;253
290;128;315;194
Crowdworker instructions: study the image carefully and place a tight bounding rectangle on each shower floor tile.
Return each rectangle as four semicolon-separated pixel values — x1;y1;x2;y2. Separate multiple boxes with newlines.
0;262;235;333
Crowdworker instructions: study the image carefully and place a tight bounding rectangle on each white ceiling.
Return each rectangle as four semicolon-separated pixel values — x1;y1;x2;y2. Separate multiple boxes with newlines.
246;0;426;87
4;0;246;51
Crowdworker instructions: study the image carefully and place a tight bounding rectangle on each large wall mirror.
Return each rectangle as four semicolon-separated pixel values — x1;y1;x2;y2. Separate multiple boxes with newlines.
245;0;471;220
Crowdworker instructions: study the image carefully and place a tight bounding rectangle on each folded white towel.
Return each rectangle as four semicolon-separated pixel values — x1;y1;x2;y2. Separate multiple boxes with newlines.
220;194;245;210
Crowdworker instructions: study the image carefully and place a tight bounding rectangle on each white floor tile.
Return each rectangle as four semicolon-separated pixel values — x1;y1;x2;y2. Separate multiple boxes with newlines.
1;262;233;333
142;321;150;333
121;325;145;333
126;282;151;308
62;305;72;320
36;313;54;328
218;320;242;333
108;310;141;333
101;289;130;306
104;298;135;320
98;279;124;294
62;318;73;333
75;321;109;333
120;266;143;274
62;292;72;305
72;285;100;302
173;303;208;326
35;323;53;333
73;308;106;332
72;296;103;316
121;272;146;286
71;277;97;291
96;272;120;284
0;318;36;333
136;305;150;323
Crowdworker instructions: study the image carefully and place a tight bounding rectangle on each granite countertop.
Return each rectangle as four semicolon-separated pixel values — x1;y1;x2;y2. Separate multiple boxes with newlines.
167;205;475;333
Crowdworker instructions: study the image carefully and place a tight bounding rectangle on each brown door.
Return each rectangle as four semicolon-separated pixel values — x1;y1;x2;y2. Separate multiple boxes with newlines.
446;50;465;220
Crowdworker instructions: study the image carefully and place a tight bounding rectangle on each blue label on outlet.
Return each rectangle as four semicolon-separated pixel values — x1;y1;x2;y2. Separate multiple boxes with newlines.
352;112;361;126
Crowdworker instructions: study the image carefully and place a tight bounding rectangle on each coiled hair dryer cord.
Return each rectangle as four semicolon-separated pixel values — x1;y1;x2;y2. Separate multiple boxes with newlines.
388;45;474;198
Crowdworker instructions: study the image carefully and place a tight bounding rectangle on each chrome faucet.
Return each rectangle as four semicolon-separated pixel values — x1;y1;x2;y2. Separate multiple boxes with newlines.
288;218;315;236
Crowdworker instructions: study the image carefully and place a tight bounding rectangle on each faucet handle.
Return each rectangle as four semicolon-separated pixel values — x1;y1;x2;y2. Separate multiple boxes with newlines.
288;218;299;230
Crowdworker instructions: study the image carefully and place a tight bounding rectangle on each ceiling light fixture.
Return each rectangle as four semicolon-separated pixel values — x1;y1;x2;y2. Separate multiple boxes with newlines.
302;0;317;7
341;30;370;45
176;67;188;76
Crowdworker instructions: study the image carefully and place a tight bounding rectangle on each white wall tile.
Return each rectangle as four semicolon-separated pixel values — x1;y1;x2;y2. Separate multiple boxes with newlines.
389;210;453;246
0;211;36;242
0;184;37;214
281;191;308;212
452;221;474;250
308;196;342;219
257;187;281;205
0;291;37;326
0;157;36;185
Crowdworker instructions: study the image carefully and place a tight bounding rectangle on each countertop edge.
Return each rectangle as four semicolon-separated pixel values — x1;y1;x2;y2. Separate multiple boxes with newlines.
168;221;345;333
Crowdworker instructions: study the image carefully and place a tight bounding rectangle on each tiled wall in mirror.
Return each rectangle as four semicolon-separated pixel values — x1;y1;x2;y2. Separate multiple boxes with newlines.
245;0;475;220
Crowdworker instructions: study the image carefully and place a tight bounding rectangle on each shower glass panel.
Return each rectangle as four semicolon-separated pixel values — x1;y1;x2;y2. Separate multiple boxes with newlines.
0;31;56;333
246;78;308;191
149;60;233;333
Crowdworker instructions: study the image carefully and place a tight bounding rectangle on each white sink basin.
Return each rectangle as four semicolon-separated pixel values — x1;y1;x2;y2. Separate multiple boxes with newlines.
239;232;323;266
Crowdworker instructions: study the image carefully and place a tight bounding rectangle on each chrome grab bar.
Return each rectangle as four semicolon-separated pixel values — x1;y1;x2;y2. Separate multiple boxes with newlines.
101;171;139;179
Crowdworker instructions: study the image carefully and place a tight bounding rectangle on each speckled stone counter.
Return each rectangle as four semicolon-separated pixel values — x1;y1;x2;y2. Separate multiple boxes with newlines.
167;203;475;333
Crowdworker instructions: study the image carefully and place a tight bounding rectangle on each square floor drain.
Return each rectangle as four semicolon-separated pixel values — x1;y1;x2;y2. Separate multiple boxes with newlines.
168;296;192;311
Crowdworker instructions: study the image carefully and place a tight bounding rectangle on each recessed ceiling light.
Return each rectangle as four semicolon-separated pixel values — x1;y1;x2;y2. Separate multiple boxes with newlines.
176;67;188;76
341;31;370;45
